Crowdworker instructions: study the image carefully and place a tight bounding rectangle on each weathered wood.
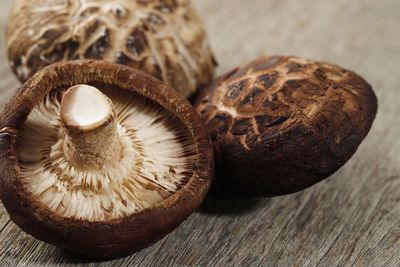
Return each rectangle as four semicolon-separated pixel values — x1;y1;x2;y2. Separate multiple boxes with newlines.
1;0;400;266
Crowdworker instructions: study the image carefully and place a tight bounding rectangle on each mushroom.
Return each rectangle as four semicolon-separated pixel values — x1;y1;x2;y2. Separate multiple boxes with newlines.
0;60;213;259
6;0;216;98
195;55;377;197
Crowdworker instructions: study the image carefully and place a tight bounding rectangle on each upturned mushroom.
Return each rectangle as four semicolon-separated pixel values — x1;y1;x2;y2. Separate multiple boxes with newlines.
0;60;213;259
195;55;377;197
6;0;216;98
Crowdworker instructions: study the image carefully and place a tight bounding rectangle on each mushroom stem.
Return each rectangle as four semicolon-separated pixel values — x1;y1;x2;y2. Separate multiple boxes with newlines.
60;84;121;170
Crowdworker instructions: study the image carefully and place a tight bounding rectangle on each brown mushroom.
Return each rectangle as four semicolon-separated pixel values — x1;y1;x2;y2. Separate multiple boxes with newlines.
195;55;377;197
0;60;213;259
6;0;216;98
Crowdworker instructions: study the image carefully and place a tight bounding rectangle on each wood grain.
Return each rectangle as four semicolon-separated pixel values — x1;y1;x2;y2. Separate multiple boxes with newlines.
1;0;400;266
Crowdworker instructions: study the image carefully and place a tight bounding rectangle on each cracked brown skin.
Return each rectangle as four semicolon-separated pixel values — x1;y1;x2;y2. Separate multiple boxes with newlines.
195;56;377;197
6;0;216;98
0;60;214;259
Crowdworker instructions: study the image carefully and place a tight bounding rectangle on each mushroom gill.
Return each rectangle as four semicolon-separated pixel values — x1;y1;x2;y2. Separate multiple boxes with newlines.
16;84;197;221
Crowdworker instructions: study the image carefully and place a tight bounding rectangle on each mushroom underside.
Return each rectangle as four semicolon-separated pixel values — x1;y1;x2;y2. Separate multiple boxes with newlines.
16;84;197;222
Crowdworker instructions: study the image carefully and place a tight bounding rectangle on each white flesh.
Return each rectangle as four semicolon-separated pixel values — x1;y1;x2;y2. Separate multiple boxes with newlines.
60;84;114;131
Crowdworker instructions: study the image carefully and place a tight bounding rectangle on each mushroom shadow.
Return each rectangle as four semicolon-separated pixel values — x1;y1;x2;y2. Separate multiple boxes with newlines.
53;249;103;264
54;248;131;264
197;194;263;215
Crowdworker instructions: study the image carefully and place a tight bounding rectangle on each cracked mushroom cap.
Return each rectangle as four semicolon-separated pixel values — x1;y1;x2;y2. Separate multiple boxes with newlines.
6;0;216;98
195;56;377;197
0;60;213;259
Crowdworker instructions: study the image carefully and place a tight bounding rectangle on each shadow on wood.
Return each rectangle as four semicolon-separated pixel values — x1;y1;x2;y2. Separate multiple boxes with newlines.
197;195;263;215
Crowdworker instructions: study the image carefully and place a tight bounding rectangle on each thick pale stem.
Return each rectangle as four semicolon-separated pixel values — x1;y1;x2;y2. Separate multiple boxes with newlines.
60;84;121;170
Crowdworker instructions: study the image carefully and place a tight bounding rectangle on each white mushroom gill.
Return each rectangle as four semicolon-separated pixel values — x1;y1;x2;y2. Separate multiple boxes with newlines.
16;86;197;221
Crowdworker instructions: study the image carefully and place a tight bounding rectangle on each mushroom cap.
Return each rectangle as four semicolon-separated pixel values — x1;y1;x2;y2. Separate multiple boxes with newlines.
195;55;377;197
0;60;214;259
6;0;216;98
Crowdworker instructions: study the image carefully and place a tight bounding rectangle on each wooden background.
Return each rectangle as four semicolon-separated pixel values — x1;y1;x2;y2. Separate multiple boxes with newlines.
1;0;400;266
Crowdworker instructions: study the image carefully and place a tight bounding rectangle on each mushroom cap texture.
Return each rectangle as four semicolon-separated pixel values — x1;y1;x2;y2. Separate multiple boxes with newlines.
0;60;214;259
195;55;377;197
6;0;216;98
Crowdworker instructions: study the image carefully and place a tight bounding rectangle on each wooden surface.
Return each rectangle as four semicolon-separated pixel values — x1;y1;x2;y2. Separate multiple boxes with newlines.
1;0;400;266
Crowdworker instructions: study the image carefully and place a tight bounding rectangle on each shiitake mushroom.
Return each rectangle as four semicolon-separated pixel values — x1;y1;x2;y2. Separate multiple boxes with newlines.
0;60;214;259
195;55;377;197
6;0;216;98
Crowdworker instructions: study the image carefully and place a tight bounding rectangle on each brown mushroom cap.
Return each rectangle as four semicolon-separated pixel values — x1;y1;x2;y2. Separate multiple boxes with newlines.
195;55;377;197
0;60;213;259
6;0;216;98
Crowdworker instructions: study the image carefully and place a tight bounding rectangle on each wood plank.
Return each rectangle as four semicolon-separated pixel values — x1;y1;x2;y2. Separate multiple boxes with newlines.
0;0;400;266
